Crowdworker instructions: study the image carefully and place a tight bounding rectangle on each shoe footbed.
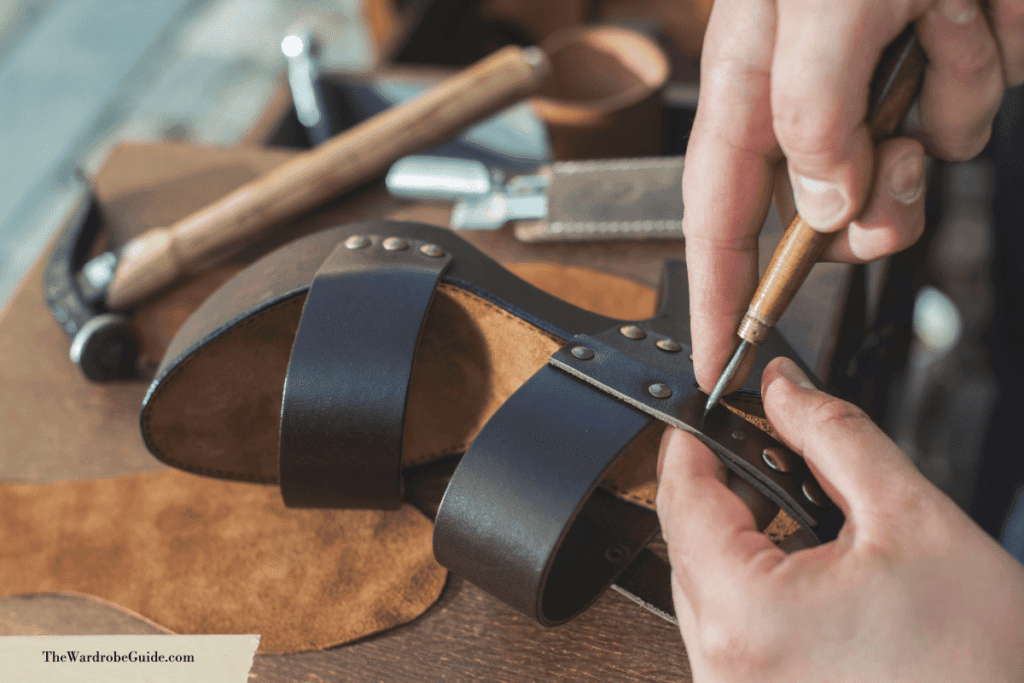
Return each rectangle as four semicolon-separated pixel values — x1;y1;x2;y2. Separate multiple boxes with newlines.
143;263;798;539
1;263;794;654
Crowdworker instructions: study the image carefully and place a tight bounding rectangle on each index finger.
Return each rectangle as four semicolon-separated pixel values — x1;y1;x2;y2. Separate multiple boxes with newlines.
685;0;781;393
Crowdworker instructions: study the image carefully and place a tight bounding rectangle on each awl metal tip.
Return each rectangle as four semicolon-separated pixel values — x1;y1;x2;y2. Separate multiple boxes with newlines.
704;340;752;416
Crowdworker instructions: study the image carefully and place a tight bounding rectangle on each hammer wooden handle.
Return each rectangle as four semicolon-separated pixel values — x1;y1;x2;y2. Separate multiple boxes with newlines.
737;28;926;346
104;45;549;310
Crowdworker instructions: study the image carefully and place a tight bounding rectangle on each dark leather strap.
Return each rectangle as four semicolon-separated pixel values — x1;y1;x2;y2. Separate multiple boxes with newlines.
435;321;833;625
611;548;676;624
433;364;662;626
549;328;833;532
279;235;452;508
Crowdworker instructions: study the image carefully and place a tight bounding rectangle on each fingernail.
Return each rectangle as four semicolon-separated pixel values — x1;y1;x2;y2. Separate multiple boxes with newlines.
887;151;925;205
941;0;977;24
776;358;816;390
791;173;848;229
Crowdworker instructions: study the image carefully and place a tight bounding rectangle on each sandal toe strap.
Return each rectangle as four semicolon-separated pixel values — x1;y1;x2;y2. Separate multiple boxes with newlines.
279;234;452;509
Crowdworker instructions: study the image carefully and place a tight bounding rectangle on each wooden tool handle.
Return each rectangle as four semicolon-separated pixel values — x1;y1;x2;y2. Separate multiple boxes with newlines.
105;45;550;310
737;28;926;345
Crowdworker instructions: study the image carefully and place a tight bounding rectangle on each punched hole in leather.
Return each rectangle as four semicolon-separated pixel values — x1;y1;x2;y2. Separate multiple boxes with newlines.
279;235;452;509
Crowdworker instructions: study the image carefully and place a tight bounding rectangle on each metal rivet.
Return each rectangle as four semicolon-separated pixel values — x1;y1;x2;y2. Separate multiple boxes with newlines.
620;325;646;340
382;237;409;251
571;346;594;360
802;477;830;508
649;383;672;399
761;447;794;473
419;243;445;258
731;430;745;441
656;338;682;352
604;544;629;563
344;235;371;250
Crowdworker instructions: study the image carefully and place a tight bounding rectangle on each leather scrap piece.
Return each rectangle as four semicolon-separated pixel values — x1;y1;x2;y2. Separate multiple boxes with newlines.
0;469;445;653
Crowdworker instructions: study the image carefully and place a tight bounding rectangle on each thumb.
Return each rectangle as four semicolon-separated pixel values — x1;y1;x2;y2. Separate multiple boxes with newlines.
761;357;926;526
656;427;784;616
770;3;894;232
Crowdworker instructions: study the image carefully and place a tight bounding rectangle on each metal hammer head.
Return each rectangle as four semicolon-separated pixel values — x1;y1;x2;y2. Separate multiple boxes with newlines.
44;189;140;382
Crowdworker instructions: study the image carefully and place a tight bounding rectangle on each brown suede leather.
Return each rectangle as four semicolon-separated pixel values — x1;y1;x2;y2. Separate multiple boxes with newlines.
0;471;442;652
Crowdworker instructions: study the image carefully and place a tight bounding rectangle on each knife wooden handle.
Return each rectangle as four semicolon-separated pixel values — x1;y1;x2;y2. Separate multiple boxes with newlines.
104;45;550;310
737;28;926;346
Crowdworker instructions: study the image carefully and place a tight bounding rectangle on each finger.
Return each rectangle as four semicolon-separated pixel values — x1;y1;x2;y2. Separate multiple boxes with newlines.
656;427;783;614
989;0;1024;85
771;0;908;232
760;357;926;529
914;1;1005;159
684;0;780;393
668;569;711;681
821;137;928;263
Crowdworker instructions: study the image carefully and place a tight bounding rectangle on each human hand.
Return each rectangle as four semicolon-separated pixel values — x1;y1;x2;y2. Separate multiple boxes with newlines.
656;357;1024;682
686;0;1021;393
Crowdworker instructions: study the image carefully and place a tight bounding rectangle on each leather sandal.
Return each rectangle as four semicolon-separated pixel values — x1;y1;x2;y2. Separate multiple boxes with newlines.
140;220;835;626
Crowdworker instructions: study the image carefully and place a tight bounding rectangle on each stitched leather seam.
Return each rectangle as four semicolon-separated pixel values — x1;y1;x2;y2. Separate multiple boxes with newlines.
141;295;307;485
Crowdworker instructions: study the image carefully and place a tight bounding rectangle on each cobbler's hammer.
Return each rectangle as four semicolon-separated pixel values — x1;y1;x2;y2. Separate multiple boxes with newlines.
44;45;550;382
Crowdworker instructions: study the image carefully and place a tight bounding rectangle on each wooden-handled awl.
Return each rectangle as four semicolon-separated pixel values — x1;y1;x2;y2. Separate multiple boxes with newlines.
78;45;550;311
704;28;927;414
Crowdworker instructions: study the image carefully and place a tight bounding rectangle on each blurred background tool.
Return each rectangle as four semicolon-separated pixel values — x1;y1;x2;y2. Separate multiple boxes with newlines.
58;44;548;381
704;27;927;414
281;23;332;145
386;154;684;240
529;25;669;160
82;44;548;312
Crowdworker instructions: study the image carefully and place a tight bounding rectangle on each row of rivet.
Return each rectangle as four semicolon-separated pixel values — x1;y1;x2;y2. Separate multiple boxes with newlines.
618;325;683;353
628;325;681;398
344;234;447;258
569;337;828;509
571;326;685;401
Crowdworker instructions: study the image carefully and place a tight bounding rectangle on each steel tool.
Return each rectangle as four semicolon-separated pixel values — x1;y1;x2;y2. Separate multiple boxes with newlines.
705;28;927;414
48;45;549;381
386;155;685;241
281;24;331;146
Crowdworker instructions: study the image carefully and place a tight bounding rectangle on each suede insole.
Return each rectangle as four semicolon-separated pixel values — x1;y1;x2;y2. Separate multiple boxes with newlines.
143;263;798;535
143;267;656;492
